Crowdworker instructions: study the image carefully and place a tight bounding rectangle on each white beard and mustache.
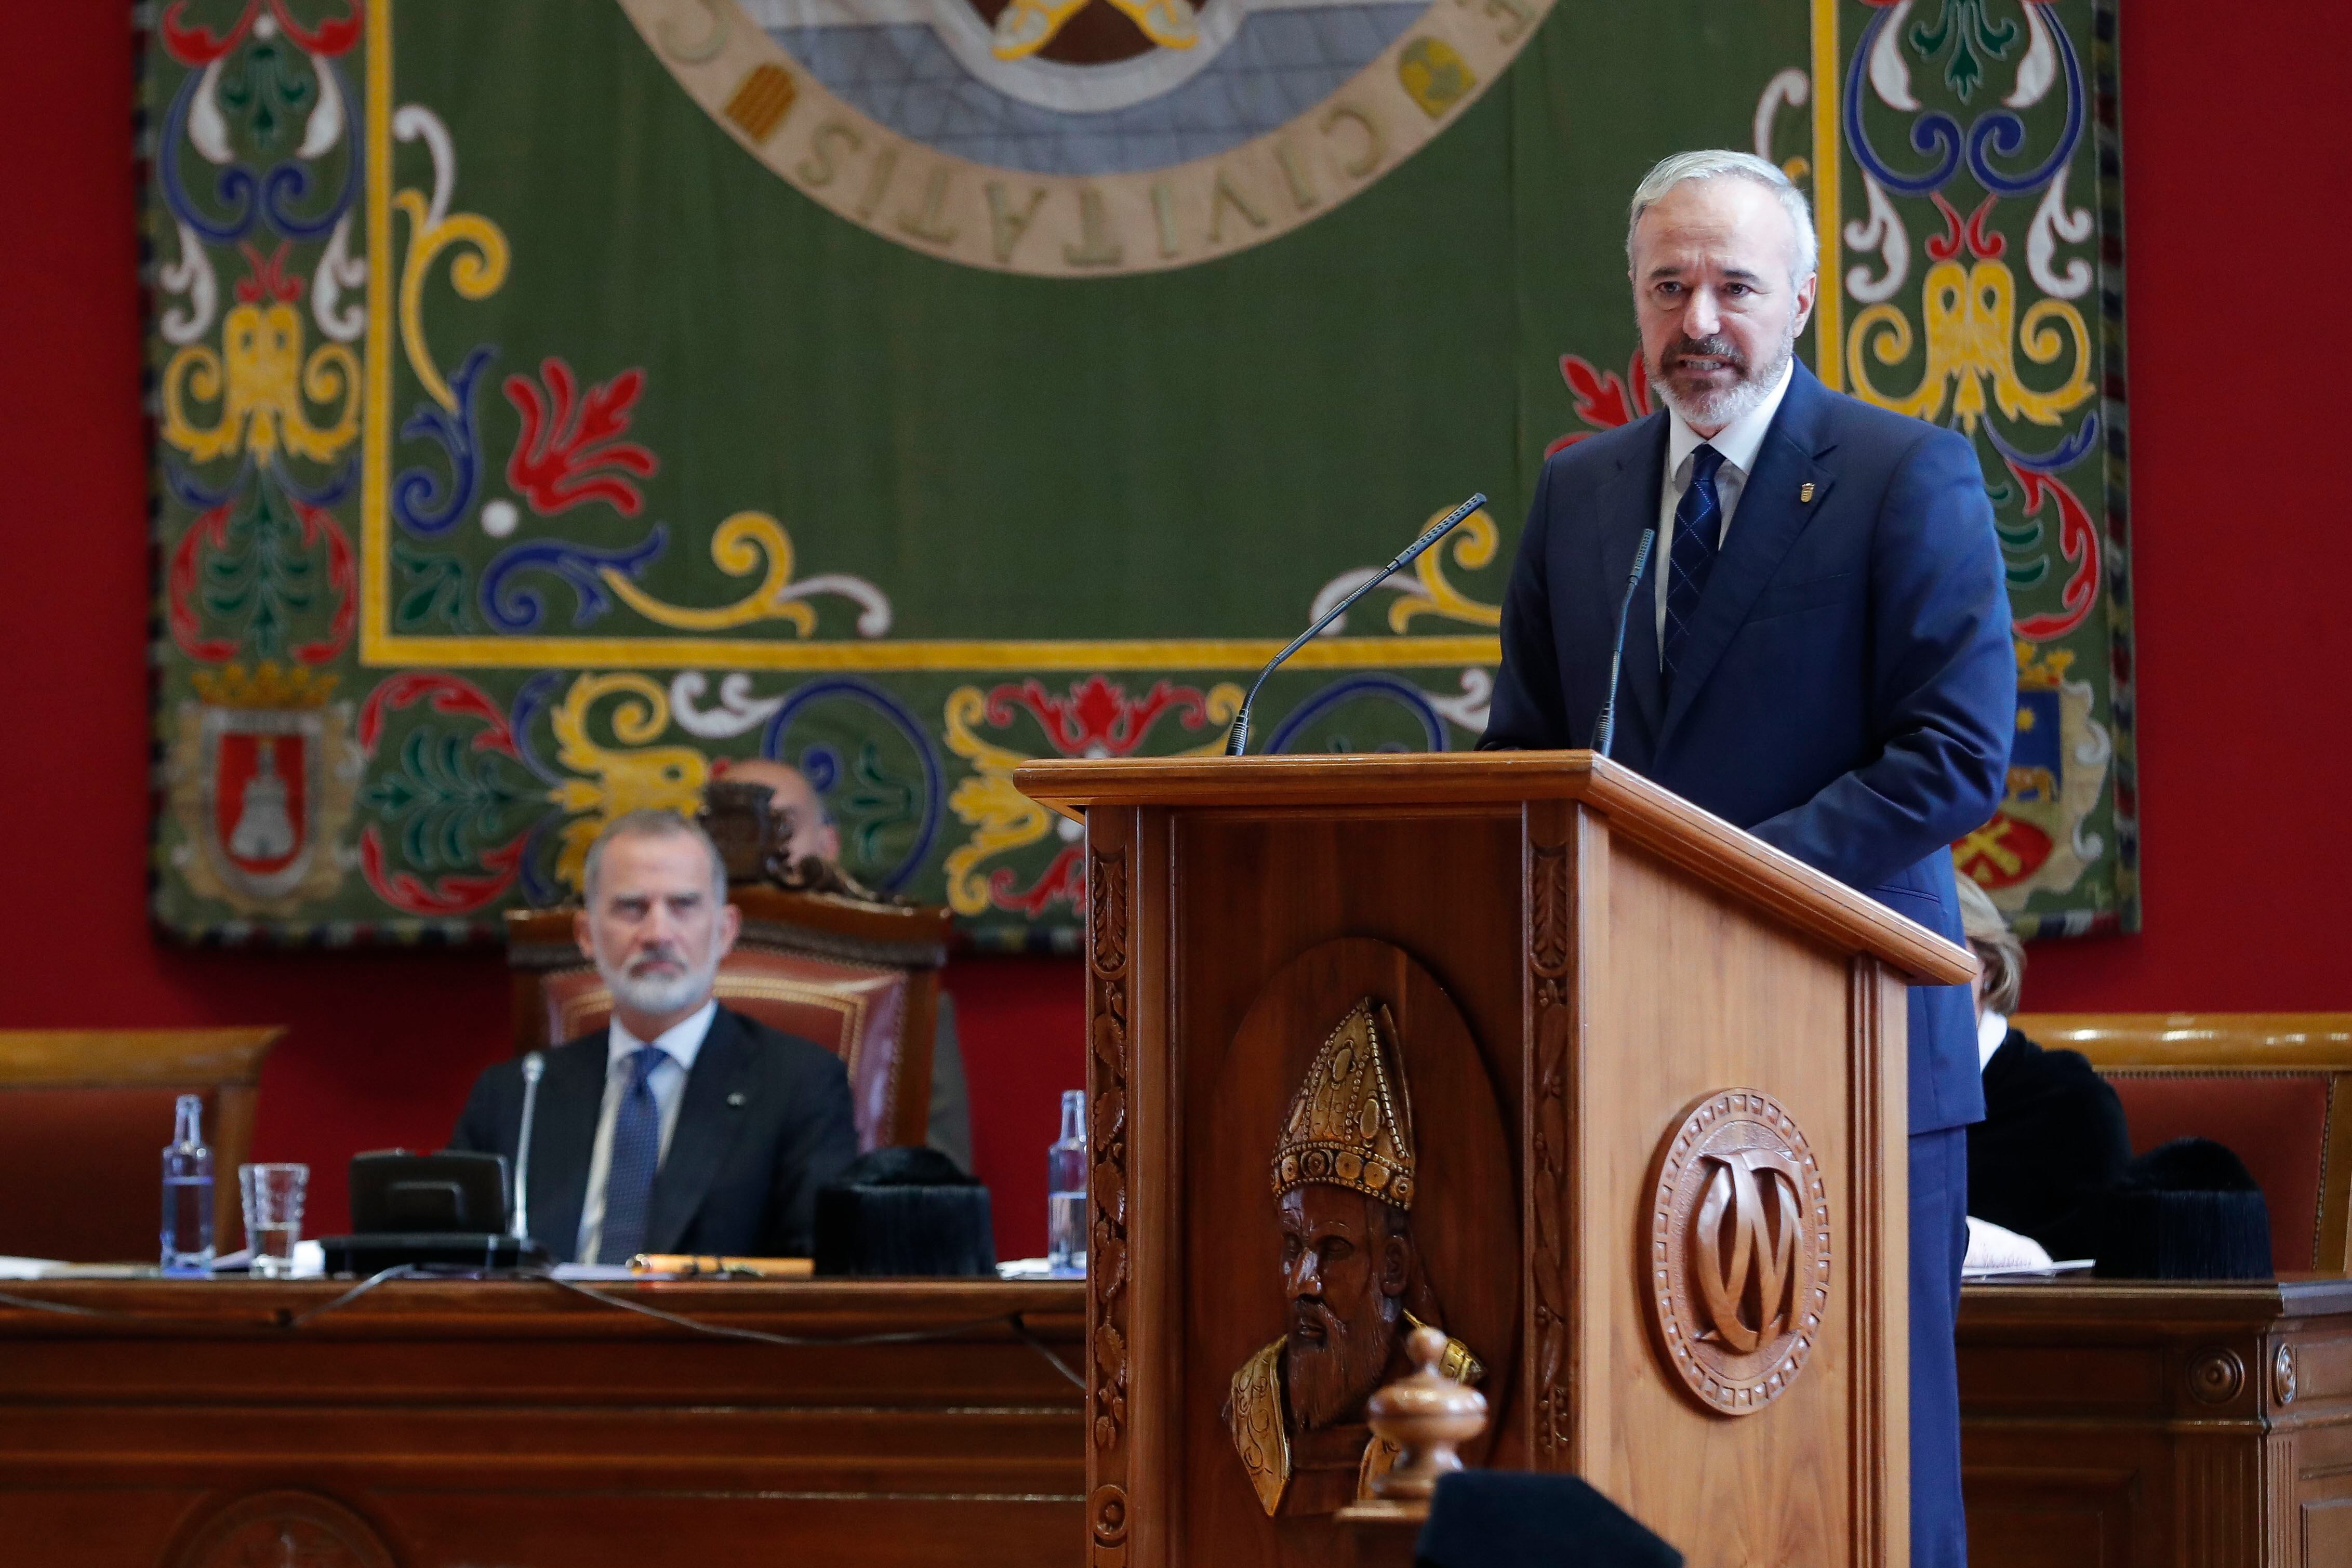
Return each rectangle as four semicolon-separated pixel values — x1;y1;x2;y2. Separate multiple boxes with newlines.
1284;1289;1402;1431
1649;318;1797;431
604;942;721;1018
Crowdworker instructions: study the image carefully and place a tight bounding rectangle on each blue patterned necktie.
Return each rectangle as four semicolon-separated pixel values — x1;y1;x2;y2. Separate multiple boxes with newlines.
1663;442;1727;693
595;1045;668;1265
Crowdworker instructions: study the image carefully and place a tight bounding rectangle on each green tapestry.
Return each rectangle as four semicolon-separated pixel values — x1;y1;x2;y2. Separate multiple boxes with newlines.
143;0;2133;946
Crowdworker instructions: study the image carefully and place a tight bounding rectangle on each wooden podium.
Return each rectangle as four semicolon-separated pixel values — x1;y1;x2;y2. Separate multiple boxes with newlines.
1016;751;1975;1568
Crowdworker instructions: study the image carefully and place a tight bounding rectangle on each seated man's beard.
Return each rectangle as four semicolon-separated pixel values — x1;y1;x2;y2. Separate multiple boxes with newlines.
607;942;720;1017
1285;1288;1401;1431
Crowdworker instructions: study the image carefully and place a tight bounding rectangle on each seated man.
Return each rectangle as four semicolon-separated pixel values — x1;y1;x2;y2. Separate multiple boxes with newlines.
449;808;858;1263
716;756;974;1175
1956;874;2132;1268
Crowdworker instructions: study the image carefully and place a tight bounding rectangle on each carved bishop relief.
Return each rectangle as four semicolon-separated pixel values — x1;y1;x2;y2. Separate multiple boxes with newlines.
1645;1089;1832;1416
1086;846;1132;1566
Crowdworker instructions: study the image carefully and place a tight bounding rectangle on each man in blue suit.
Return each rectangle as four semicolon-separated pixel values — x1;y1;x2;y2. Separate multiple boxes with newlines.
1483;150;2013;1568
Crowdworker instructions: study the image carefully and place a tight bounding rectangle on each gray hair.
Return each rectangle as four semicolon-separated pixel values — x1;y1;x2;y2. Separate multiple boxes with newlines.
581;808;727;908
1626;150;1818;284
1953;874;2025;1018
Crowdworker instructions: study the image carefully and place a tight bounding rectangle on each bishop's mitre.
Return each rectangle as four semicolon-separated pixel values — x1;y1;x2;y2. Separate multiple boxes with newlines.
1270;997;1417;1210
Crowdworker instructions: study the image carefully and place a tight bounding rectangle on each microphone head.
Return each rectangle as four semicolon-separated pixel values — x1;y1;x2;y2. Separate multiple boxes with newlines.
521;1050;546;1085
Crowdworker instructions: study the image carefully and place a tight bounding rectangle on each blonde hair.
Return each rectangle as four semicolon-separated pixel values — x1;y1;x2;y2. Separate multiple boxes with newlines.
1953;875;2024;1016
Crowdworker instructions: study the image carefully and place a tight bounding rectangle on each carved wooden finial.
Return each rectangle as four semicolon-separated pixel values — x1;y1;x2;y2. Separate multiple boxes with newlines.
1365;1324;1490;1501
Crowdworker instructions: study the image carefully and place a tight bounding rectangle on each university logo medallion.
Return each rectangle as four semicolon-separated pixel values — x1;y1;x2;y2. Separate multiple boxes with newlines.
621;0;1551;274
1644;1088;1831;1417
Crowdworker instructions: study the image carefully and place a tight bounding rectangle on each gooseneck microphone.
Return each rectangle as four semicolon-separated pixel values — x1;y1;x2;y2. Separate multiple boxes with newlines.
1225;493;1487;756
1593;527;1657;760
509;1049;546;1241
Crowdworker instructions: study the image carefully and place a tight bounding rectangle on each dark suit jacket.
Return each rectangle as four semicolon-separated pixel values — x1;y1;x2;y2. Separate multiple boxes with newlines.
448;1005;859;1263
1483;360;2014;1133
1968;1028;2133;1261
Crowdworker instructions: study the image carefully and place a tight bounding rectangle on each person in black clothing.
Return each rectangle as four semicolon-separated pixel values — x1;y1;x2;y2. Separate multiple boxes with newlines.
1957;876;2134;1264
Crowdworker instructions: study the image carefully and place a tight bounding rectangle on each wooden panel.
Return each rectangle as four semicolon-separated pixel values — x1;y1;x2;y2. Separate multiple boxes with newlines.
1156;807;1527;1568
1962;1466;2141;1568
1180;937;1518;1566
1578;835;1871;1568
1959;1279;2352;1568
0;1278;1087;1567
1018;753;1974;987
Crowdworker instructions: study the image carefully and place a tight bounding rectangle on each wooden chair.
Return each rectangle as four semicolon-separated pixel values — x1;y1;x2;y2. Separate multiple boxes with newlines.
2013;1012;2352;1272
505;886;951;1151
0;1029;282;1262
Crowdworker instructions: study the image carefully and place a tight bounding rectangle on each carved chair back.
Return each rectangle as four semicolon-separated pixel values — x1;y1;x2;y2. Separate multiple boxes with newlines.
2014;1013;2352;1273
0;1029;283;1261
504;887;951;1151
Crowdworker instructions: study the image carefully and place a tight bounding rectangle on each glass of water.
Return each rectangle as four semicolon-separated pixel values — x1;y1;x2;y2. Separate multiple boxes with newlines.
238;1163;309;1279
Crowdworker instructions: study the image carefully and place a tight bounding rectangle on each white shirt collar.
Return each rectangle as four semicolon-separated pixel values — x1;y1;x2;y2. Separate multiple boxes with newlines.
1978;1011;2010;1071
607;998;719;1075
1665;354;1795;482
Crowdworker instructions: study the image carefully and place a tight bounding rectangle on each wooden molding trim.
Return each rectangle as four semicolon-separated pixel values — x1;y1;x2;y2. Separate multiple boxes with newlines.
0;1029;283;1088
1015;752;1974;988
2012;1014;2352;1070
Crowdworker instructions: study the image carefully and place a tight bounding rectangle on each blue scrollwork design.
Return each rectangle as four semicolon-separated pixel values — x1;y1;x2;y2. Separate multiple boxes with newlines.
1985;409;2099;473
259;59;361;240
480;525;668;632
1846;2;2080;201
760;678;944;894
164;454;255;511
1963;6;2083;196
1845;6;1964;197
272;454;355;509
157;55;359;244
393;346;494;537
159;68;259;244
507;672;572;909
1267;676;1447;755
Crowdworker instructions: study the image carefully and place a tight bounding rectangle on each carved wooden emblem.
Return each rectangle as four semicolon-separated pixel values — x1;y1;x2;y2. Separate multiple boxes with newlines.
1645;1089;1831;1416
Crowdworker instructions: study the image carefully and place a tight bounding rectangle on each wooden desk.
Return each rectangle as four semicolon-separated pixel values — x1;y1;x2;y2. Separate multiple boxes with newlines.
1960;1276;2352;1568
0;1277;1088;1567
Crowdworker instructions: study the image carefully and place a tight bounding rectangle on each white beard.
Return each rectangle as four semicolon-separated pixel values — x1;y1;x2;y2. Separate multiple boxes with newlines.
1652;326;1796;432
606;948;720;1018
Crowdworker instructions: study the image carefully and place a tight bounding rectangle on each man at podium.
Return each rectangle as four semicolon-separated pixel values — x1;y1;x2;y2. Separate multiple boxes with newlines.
1483;150;2013;1568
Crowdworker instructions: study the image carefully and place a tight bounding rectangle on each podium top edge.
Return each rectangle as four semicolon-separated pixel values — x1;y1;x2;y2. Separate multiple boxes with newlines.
1013;751;1975;987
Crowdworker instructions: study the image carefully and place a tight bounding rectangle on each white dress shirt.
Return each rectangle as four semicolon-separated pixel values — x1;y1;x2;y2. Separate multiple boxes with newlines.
575;999;718;1264
1655;355;1797;660
1978;1009;2010;1071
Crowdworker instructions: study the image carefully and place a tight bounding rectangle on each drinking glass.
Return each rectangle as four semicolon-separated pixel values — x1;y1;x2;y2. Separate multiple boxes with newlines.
238;1163;309;1279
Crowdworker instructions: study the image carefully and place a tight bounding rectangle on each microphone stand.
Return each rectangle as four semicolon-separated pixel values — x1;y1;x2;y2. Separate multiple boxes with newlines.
510;1050;545;1242
1225;493;1487;756
1593;527;1657;760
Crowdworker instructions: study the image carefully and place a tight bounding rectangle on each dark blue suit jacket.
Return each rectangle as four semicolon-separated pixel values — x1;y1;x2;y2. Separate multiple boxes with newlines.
448;1006;858;1263
1483;361;2013;1134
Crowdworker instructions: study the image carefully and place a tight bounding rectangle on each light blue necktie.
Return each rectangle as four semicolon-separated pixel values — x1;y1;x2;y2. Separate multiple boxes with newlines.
1664;442;1726;694
596;1045;668;1265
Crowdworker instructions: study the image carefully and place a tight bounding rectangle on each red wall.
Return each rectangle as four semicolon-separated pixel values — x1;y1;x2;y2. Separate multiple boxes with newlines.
1;6;2340;1256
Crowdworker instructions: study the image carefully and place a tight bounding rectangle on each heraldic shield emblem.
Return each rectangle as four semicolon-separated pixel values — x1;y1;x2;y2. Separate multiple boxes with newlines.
1644;1088;1832;1417
620;0;1552;275
167;662;361;916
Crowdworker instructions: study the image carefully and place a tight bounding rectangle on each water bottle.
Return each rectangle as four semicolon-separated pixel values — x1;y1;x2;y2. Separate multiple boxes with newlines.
1046;1089;1087;1275
160;1094;215;1277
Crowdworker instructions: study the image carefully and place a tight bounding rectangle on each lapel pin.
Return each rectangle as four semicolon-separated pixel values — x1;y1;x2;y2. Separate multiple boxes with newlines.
726;1091;748;1108
1799;482;1815;503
